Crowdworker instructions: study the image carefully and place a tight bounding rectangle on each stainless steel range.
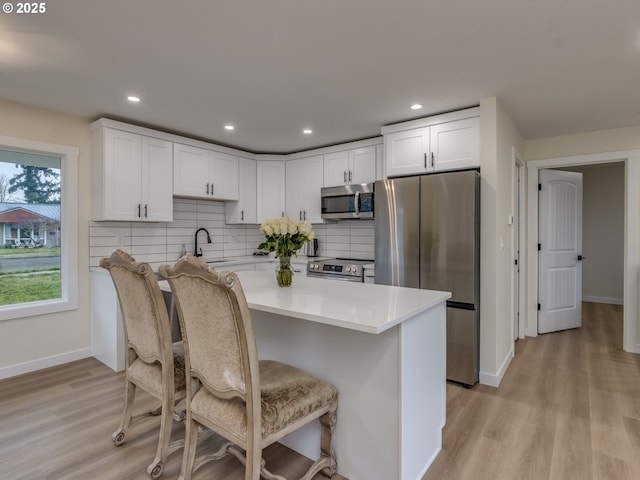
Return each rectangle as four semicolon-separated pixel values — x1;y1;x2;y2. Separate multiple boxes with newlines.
307;258;372;282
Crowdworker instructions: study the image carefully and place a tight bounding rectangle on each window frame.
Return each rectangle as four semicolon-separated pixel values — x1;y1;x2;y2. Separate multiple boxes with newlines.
0;134;78;321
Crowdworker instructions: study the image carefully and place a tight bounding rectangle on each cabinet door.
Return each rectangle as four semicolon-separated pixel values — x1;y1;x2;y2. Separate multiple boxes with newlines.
349;145;376;184
103;129;142;220
302;155;324;223
285;159;306;220
141;136;173;222
173;143;210;198
430;117;479;171
209;151;239;200
257;161;286;222
323;150;349;187
226;158;256;224
384;127;430;177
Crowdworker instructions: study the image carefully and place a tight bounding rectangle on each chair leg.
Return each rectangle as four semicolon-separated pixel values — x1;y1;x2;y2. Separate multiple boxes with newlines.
299;408;338;480
112;379;136;446
319;409;338;478
147;390;176;479
177;415;199;480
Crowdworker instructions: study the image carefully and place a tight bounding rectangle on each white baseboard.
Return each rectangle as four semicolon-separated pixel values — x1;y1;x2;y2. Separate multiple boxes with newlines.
0;348;91;380
582;296;623;305
479;347;514;388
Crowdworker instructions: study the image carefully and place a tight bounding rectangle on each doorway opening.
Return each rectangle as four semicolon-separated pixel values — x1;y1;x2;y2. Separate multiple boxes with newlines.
526;150;639;354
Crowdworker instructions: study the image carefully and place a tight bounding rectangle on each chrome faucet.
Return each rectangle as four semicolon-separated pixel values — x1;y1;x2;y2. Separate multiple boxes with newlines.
194;227;211;257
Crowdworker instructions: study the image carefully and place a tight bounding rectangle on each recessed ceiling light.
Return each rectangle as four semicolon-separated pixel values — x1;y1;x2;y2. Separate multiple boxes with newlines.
410;104;423;110
303;129;313;135
224;125;235;131
127;96;141;103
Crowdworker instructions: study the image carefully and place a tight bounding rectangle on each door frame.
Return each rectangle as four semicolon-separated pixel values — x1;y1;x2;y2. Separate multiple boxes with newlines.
526;149;640;354
512;147;526;339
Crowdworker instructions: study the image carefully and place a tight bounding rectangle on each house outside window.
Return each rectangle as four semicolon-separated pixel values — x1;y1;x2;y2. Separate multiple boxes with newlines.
0;136;78;321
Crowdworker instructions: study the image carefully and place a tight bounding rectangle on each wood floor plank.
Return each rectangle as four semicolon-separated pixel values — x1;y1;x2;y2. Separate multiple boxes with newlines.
0;302;637;480
424;302;640;480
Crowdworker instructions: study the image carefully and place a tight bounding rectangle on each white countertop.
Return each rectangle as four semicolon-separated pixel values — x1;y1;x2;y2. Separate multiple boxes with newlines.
236;270;450;334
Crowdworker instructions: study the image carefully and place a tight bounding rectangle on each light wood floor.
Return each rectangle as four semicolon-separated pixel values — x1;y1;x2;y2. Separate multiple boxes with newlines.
424;302;640;480
1;302;638;480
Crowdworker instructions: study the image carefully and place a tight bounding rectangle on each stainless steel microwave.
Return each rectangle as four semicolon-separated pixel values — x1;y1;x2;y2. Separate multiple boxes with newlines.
321;183;374;220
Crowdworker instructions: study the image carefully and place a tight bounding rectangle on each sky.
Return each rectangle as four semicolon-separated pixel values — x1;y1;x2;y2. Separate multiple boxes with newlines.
0;161;26;202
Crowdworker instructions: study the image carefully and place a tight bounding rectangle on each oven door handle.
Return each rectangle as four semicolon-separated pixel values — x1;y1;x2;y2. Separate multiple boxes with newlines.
354;191;360;217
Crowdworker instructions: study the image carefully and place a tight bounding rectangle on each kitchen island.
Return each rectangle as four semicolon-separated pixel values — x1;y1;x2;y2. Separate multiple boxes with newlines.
235;271;450;480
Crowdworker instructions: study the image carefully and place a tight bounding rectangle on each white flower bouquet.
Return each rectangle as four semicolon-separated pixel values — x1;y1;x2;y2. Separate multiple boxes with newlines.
258;217;314;286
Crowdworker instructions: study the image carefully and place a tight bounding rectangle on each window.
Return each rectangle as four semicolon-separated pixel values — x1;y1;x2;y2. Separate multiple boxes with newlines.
0;134;78;321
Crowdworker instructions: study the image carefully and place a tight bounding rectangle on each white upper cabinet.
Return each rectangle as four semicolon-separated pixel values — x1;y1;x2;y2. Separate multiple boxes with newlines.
286;155;323;223
384;127;431;177
429;117;479;172
382;108;479;178
173;143;239;200
323;146;376;187
257;161;286;222
92;127;173;222
226;158;257;224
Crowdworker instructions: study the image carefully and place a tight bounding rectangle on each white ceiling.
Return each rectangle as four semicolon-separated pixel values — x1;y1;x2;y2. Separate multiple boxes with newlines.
1;0;639;154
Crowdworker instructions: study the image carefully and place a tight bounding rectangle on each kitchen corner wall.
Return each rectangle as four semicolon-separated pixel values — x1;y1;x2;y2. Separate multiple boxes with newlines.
90;199;375;269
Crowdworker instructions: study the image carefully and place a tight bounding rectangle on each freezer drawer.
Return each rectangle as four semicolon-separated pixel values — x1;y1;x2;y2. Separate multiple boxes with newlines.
446;306;479;385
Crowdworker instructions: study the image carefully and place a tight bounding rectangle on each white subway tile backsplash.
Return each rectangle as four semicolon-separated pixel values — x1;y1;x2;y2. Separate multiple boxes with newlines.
89;199;376;267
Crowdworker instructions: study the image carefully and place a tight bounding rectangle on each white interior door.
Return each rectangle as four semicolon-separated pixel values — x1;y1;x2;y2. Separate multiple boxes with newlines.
538;169;583;334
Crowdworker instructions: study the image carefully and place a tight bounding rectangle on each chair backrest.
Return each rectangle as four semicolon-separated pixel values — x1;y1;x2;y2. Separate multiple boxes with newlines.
100;249;172;364
158;255;260;402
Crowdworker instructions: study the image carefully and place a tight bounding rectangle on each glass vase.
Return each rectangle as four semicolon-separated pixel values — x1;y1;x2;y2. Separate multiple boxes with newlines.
276;255;293;287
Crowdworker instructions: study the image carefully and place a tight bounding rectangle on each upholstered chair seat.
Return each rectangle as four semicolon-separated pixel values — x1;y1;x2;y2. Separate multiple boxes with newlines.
159;255;338;480
101;249;187;479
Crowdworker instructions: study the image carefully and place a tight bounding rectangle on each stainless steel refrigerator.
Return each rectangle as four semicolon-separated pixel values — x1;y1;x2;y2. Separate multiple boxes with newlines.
375;169;480;385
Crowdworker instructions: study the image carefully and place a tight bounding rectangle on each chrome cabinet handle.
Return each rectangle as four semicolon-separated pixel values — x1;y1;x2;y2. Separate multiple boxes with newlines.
344;171;347;183
241;210;244;221
137;203;141;218
348;170;352;183
424;153;427;169
144;204;148;218
206;183;209;195
303;210;306;220
211;183;214;196
299;210;302;220
431;152;435;168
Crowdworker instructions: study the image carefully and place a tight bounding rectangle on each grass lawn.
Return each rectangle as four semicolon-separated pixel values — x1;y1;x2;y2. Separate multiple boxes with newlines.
0;272;61;305
0;247;60;259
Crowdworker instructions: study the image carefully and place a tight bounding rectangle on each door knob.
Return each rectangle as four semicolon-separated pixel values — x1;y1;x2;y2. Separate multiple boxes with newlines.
577;255;585;261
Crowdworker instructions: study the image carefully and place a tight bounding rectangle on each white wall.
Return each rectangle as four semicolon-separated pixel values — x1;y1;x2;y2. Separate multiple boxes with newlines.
0;99;92;373
562;164;625;304
478;97;524;386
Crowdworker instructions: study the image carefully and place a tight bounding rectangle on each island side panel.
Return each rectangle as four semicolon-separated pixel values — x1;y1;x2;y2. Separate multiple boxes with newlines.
250;309;401;480
400;302;446;479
